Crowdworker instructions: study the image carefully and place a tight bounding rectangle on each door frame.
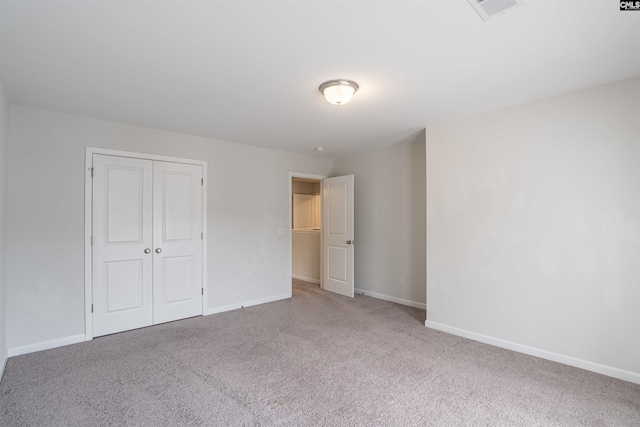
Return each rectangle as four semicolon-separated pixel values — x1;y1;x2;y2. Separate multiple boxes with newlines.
84;147;208;341
288;172;326;296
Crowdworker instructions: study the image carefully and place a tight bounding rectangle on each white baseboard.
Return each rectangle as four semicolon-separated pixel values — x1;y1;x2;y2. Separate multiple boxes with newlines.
206;293;291;315
0;348;7;381
425;320;640;385
355;288;426;310
8;334;86;357
292;274;320;284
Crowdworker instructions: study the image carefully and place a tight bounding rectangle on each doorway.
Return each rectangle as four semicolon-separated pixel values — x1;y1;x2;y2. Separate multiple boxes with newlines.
289;172;355;298
291;176;323;290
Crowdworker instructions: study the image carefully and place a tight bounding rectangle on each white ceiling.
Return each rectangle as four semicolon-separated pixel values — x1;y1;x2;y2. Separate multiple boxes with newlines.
1;1;639;158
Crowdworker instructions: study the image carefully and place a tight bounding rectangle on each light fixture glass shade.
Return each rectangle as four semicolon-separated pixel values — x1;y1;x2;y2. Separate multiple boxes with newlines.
319;80;359;106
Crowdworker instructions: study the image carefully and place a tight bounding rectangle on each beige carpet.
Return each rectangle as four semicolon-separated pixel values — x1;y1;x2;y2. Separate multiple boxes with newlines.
1;280;639;426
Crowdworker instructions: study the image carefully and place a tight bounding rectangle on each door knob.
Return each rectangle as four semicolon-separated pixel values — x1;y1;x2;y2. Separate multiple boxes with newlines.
144;248;151;254
155;248;162;253
346;240;352;244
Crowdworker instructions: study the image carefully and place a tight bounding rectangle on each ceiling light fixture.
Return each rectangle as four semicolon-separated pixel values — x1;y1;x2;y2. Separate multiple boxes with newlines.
319;79;359;106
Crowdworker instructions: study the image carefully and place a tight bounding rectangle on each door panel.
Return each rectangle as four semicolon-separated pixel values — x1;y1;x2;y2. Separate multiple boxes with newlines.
105;260;144;312
323;175;354;297
93;155;153;337
153;161;203;324
163;173;196;241
328;183;347;235
106;168;145;243
162;256;195;303
327;246;347;282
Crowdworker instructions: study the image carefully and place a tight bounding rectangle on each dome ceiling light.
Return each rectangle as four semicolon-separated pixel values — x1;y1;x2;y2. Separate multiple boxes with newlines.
319;79;359;106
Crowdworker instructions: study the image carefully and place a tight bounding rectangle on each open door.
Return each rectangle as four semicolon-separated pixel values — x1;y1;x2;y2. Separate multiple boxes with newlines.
322;175;354;297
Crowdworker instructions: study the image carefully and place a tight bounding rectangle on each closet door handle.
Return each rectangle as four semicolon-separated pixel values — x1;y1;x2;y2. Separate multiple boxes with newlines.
155;248;162;254
144;248;151;254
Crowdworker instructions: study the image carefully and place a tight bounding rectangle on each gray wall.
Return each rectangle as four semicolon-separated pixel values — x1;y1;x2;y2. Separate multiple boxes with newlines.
332;132;426;308
426;77;640;382
7;106;334;351
0;79;8;373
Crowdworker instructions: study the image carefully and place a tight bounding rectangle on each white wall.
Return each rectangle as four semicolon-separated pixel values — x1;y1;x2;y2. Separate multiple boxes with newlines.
426;77;640;383
7;106;333;351
291;230;321;283
332;132;426;308
0;80;9;375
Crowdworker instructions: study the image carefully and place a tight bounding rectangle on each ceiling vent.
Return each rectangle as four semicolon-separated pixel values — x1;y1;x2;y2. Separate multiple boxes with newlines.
467;0;523;21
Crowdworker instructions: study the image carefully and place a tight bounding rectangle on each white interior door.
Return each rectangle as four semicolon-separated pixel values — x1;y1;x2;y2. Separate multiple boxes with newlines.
92;155;204;337
322;175;354;297
92;155;154;337
152;161;203;324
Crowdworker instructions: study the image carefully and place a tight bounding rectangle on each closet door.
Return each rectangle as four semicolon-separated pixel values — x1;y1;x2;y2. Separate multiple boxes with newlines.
152;161;203;324
92;155;154;337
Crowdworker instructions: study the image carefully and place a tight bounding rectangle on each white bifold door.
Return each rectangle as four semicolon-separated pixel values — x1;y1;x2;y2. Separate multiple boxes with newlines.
322;175;355;298
92;154;203;337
